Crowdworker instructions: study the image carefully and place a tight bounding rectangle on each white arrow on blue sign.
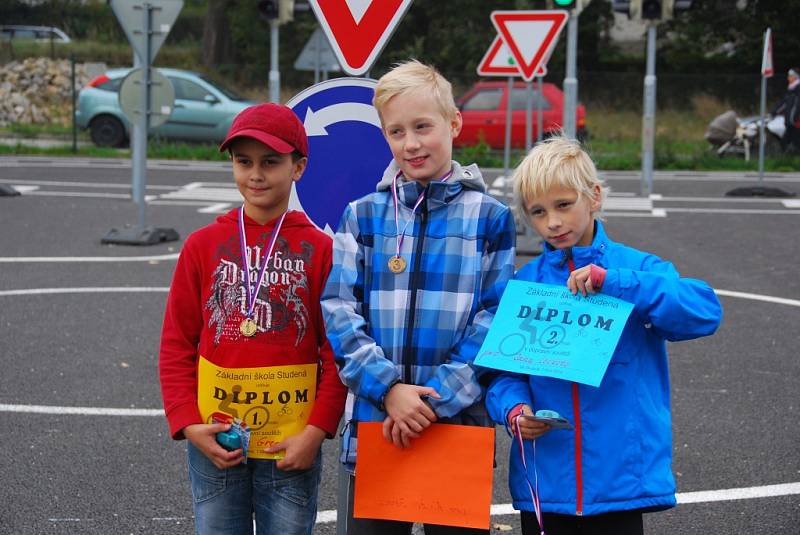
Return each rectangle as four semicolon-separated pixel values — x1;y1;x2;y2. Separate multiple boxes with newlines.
287;78;392;233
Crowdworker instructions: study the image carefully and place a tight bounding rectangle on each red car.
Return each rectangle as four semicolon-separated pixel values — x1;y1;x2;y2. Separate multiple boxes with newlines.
455;81;587;149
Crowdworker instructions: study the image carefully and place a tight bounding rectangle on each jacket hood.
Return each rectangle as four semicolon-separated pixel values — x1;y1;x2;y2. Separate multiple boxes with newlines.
541;219;611;270
217;208;319;231
375;160;487;210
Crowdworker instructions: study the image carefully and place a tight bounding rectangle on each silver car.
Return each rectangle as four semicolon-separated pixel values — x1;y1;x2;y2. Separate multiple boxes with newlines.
75;67;257;147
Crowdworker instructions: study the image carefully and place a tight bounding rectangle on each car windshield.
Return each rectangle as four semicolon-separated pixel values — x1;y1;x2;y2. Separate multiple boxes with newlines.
198;75;246;101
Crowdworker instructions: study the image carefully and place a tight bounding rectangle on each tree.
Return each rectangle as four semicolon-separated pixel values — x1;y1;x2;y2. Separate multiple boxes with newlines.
661;0;800;74
202;0;234;68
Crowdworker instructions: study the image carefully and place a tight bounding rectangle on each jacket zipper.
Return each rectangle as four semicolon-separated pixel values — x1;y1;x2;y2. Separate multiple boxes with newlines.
402;192;429;385
572;381;583;515
567;255;584;516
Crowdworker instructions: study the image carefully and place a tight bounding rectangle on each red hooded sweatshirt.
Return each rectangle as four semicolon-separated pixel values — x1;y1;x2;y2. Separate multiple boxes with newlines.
159;209;346;444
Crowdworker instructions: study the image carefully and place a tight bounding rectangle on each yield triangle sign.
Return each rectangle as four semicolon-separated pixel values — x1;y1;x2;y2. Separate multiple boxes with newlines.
110;0;184;64
309;0;413;76
491;10;567;82
477;35;547;78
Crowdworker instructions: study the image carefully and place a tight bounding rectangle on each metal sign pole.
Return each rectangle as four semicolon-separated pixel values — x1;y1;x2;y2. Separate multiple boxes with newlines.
525;81;533;151
71;54;77;153
131;49;144;224
562;10;578;139
758;74;767;184
314;29;321;84
641;23;657;198
503;76;513;204
133;2;153;231
536;75;544;143
269;19;280;102
103;0;181;245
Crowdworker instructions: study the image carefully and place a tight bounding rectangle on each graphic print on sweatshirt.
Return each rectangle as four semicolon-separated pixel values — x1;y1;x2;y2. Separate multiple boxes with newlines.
205;236;313;345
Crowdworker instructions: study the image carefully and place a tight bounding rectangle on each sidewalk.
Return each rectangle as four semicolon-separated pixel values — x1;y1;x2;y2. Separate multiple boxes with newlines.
0;136;92;149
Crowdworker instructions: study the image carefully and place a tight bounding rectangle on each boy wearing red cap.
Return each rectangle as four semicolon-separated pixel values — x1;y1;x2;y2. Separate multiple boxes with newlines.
159;103;347;535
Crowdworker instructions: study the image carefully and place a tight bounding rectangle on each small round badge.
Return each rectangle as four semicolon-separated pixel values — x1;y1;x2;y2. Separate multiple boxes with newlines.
388;256;407;274
239;318;258;337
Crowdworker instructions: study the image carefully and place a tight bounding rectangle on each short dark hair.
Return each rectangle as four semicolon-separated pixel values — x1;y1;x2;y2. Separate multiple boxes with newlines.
226;144;306;163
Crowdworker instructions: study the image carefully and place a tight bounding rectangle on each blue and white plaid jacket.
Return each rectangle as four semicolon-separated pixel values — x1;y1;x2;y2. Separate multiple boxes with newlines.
321;160;516;466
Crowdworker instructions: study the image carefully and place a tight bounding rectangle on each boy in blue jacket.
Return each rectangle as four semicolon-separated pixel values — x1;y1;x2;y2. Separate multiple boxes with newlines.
485;136;722;535
322;60;516;534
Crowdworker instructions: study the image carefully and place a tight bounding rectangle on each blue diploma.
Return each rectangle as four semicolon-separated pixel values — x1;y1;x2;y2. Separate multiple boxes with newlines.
475;281;634;387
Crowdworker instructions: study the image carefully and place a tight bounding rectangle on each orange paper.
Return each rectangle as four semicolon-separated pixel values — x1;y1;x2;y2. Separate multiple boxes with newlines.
354;422;494;529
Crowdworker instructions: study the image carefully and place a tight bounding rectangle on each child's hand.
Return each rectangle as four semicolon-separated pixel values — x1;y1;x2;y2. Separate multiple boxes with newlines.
383;384;440;440
183;422;245;470
381;415;420;449
264;425;326;471
567;264;606;296
508;404;551;441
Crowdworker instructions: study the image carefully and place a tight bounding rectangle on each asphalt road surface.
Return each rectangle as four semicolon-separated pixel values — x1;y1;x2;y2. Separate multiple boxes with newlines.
0;156;798;534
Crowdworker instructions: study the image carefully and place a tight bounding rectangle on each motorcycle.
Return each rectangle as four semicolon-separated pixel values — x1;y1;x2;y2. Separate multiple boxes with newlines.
705;110;784;160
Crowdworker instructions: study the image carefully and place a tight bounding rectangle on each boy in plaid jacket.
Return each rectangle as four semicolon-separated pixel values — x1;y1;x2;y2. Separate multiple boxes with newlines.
321;60;516;534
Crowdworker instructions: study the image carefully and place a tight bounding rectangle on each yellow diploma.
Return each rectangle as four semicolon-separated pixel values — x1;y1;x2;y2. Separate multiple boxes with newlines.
197;356;317;459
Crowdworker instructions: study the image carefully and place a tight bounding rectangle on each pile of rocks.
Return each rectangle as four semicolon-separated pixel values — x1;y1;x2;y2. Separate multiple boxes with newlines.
0;57;94;127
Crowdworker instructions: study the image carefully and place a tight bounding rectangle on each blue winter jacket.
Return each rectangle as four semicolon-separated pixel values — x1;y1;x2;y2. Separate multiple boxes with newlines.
322;160;516;467
485;220;722;516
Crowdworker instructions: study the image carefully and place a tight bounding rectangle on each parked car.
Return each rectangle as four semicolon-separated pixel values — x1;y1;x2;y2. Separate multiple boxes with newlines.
455;80;587;149
0;25;71;43
75;68;257;147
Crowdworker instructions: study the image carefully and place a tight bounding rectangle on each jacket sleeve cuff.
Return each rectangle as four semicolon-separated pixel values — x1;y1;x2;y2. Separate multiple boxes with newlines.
166;401;203;440
306;410;341;438
377;378;402;412
504;403;526;436
422;376;447;416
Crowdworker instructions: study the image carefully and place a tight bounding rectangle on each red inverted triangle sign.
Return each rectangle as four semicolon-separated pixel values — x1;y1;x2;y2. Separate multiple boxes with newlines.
309;0;413;76
491;10;567;81
477;34;548;78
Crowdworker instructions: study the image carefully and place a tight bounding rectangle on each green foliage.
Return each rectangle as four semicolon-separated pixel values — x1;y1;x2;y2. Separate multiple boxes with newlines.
0;0;205;43
660;0;800;76
454;138;504;169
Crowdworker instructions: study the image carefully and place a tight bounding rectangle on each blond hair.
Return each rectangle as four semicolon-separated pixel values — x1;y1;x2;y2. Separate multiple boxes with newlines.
373;60;458;121
513;135;608;219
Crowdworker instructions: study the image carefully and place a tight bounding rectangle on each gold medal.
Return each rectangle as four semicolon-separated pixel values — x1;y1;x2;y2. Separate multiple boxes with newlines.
388;255;406;274
240;318;258;337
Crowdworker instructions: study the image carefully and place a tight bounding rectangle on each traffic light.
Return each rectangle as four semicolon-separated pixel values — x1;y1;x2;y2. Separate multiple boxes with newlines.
548;0;592;13
641;0;662;20
256;0;279;20
613;0;692;21
256;0;294;24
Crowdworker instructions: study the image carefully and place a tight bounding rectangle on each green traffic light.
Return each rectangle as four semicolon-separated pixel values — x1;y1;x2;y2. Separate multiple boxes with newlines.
553;0;576;6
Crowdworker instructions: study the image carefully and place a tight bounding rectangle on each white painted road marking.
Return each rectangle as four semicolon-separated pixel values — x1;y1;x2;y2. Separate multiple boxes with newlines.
0;287;169;296
0;254;178;263
0;404;162;417
43;482;800;526
4;285;797;520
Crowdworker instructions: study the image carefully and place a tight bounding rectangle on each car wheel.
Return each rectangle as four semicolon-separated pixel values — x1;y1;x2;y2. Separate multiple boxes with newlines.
90;115;126;147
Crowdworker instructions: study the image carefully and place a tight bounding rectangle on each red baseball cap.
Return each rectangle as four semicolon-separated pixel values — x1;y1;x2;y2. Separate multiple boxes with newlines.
219;103;308;157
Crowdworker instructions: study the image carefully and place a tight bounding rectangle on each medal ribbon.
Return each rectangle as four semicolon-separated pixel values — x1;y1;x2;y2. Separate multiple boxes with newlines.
513;415;546;535
391;168;454;259
238;207;287;320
